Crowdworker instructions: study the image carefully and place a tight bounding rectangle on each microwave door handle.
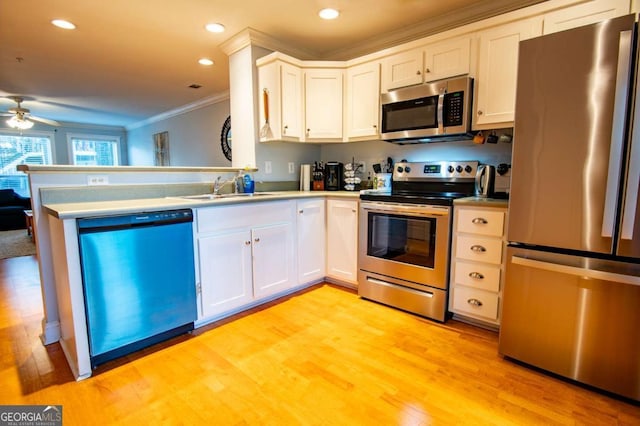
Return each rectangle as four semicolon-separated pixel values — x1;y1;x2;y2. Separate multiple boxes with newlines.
437;92;445;134
602;29;633;238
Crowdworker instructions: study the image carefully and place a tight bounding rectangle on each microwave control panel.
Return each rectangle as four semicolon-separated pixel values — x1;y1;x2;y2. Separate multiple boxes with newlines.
443;92;464;127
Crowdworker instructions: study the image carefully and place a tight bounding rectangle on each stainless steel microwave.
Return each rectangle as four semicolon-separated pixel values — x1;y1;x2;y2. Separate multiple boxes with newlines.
380;76;473;143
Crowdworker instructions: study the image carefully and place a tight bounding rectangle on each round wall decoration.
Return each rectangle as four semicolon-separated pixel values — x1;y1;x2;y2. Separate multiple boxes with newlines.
220;116;232;161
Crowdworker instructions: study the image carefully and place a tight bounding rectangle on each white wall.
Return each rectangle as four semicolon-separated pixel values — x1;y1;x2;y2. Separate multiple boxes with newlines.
127;99;231;167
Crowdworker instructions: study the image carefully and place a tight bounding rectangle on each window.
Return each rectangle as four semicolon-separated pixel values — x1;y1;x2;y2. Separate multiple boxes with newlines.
68;134;120;166
0;131;54;197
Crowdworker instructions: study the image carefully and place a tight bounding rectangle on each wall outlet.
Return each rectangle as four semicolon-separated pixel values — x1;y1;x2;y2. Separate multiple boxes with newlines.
87;175;109;185
264;161;272;174
288;162;295;174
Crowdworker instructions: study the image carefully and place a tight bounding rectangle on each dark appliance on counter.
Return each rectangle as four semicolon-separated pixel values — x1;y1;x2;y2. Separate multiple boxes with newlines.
380;76;473;143
324;162;343;191
358;160;482;322
77;209;197;368
474;164;495;197
500;14;640;402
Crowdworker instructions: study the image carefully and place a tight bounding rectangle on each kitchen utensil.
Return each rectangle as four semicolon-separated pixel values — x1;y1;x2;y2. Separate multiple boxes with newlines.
372;163;382;174
259;88;273;139
473;131;485;144
486;131;498;144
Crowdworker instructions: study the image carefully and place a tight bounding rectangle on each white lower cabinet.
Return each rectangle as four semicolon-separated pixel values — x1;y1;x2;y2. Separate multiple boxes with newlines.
326;198;358;285
198;229;254;318
449;204;508;328
296;198;326;284
195;201;296;320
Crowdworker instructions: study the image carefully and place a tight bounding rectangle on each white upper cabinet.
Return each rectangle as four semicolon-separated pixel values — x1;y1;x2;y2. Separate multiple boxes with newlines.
543;0;629;35
346;61;380;140
381;49;424;92
473;16;543;128
258;59;303;142
381;37;471;92
424;37;471;82
304;69;344;141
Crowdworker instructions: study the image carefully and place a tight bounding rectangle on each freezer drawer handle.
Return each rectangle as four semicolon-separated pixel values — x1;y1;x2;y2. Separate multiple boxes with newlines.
469;272;484;279
512;255;640;287
472;217;488;225
467;298;483;307
470;245;486;252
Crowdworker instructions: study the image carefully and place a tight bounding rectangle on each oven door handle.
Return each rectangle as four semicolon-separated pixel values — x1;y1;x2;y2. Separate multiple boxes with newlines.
361;203;449;217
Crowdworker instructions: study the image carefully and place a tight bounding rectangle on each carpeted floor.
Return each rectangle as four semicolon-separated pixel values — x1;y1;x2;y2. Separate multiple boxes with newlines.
0;229;36;259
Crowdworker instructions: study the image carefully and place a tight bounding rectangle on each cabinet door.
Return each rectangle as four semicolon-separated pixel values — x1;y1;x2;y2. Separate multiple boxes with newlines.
252;222;296;299
297;199;326;284
381;49;424;92
424;37;471;82
326;199;358;284
474;17;542;127
280;62;303;139
543;0;629;35
304;69;344;140
346;62;380;139
199;229;253;318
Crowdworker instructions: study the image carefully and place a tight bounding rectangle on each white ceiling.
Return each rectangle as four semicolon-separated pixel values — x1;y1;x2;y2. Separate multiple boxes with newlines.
0;0;543;128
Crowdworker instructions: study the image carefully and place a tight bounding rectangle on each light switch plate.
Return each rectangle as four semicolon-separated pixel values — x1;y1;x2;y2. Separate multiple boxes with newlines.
265;161;272;174
288;162;295;174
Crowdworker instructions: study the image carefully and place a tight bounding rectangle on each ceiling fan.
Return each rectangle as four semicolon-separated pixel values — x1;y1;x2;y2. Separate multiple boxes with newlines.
1;96;60;129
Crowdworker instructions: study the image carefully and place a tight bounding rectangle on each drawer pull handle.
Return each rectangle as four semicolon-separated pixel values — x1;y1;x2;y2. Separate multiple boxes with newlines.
469;272;484;279
467;298;483;307
470;245;486;252
472;217;488;224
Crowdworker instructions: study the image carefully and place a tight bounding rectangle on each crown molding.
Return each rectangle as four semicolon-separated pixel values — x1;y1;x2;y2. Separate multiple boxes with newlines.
220;27;315;59
126;91;230;131
320;0;545;60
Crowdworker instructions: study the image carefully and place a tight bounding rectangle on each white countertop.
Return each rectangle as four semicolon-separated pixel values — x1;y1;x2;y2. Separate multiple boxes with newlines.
454;196;509;208
44;190;360;219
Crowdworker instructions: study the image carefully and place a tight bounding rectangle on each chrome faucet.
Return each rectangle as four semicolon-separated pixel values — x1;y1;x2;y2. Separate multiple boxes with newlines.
212;175;239;195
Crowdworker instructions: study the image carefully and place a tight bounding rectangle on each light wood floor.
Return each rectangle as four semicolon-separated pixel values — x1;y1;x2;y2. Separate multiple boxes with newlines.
2;255;639;425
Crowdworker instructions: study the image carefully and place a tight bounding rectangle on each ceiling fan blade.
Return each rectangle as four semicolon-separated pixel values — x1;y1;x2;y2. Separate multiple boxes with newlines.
0;112;13;117
29;115;60;126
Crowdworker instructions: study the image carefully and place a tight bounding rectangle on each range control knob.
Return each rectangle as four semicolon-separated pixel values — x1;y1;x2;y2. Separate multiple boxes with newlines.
448;165;455;173
404;166;411;173
465;165;473;173
456;165;463;173
397;166;404;173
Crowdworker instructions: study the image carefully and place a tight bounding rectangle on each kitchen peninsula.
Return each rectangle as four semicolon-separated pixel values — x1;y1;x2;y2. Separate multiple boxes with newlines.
20;165;358;380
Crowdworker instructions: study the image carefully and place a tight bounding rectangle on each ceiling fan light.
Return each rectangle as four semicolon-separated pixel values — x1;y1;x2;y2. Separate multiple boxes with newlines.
7;115;34;130
52;19;76;30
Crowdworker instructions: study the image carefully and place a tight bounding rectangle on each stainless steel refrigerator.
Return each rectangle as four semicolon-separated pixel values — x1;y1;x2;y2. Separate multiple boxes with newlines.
499;14;640;402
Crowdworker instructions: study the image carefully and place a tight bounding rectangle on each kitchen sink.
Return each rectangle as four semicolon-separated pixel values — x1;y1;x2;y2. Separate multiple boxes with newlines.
176;192;276;201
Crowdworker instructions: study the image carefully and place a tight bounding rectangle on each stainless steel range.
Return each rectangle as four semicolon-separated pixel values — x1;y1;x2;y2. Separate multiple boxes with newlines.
358;161;480;322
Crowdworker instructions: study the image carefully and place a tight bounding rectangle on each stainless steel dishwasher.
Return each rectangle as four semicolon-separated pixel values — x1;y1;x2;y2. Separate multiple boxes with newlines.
77;209;197;367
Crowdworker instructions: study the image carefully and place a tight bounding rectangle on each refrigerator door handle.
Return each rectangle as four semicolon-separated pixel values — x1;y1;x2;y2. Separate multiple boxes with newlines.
621;100;640;239
512;255;640;287
602;30;633;238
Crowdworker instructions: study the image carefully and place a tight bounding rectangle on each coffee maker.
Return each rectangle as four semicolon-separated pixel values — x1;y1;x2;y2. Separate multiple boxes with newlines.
324;162;343;191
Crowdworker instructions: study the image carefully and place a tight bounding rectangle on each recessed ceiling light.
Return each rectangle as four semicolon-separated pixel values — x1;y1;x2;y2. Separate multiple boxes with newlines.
51;19;76;30
205;23;225;33
199;58;214;66
318;8;339;20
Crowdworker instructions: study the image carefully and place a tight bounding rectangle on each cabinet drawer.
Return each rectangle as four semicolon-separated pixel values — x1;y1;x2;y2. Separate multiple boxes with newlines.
455;235;503;264
196;201;294;234
454;261;500;292
452;287;499;321
457;209;505;237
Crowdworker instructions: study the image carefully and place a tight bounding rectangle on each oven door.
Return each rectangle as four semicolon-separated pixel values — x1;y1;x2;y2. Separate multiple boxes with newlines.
358;201;451;289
